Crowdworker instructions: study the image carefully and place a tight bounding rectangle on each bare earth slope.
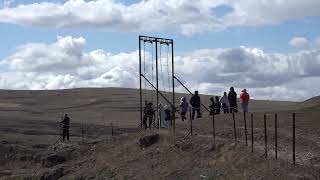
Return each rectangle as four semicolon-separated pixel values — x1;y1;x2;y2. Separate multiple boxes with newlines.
0;88;319;179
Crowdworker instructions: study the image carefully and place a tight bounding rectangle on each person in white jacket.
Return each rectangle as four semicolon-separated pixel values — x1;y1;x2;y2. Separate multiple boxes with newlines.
158;104;170;128
219;92;229;114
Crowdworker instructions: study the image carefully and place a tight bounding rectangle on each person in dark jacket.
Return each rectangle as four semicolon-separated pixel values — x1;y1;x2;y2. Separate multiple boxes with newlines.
143;102;155;129
190;91;201;119
228;87;238;113
60;114;70;142
209;97;215;116
215;96;221;114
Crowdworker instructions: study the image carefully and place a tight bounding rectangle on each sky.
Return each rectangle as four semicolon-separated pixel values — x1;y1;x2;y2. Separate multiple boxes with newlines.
0;0;320;101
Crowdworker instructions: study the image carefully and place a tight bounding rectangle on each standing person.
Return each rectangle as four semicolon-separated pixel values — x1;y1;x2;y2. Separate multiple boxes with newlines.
164;105;172;124
228;87;238;113
190;91;201;119
209;97;215;115
240;89;250;112
180;97;189;121
215;96;221;114
143;102;154;129
220;92;229;114
60;114;70;142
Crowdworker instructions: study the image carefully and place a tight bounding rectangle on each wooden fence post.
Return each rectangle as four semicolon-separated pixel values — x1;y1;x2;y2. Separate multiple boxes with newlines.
251;113;254;152
233;111;237;142
264;114;267;158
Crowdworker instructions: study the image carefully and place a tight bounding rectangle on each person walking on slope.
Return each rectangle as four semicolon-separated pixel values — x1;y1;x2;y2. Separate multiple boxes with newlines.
190;91;201;119
60;114;70;142
240;89;250;112
215;96;221;114
228;87;238;113
180;97;189;121
220;92;229;114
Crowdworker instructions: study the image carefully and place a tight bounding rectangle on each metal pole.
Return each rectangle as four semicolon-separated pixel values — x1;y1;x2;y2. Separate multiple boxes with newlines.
173;76;210;113
171;41;175;134
153;113;156;129
173;76;193;94
264;114;267;158
275;113;278;159
233;111;237;142
251;113;253;153
111;123;114;136
139;36;143;127
244;111;247;146
212;112;215;140
141;74;173;107
81;124;84;141
189;109;192;135
155;40;159;131
189;108;193;136
293;112;296;165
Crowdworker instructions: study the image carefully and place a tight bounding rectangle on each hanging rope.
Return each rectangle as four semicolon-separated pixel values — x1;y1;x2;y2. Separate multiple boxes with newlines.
151;42;156;104
151;42;154;88
166;43;171;93
143;41;147;92
159;44;166;92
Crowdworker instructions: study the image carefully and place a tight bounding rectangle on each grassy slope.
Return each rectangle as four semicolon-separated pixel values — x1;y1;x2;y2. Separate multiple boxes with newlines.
0;88;319;179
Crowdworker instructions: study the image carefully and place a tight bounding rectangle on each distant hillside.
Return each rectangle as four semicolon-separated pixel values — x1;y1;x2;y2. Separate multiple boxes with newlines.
0;87;298;113
301;95;320;109
304;96;320;104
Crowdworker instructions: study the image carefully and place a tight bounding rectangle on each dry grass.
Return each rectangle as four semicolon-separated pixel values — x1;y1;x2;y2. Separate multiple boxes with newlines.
0;88;319;179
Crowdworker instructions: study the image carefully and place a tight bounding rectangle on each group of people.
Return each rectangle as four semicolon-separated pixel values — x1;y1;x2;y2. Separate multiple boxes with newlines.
208;87;250;115
179;87;250;121
179;90;202;120
142;87;250;129
142;101;172;129
60;88;250;137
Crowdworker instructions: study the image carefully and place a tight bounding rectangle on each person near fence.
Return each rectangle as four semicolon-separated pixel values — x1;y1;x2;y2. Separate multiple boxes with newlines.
158;104;169;128
209;97;215;115
164;105;172;123
60;114;70;142
180;97;189;121
240;89;250;112
215;96;221;114
228;87;238;113
220;92;229;114
190;91;201;119
143;102;155;129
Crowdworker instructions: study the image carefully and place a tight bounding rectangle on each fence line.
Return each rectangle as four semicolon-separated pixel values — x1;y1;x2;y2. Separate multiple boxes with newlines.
52;107;310;167
182;109;304;166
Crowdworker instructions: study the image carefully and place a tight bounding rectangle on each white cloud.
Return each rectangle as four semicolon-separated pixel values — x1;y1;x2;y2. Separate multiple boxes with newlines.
0;0;319;35
1;36;320;101
288;37;310;49
1;36;140;90
7;36;86;72
224;0;320;27
289;36;320;50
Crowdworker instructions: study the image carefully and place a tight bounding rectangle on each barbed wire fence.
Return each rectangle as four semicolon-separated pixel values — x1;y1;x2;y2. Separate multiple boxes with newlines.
49;103;320;168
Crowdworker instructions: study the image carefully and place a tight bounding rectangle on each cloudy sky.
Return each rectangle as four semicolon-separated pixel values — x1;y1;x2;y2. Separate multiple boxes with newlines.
0;0;319;101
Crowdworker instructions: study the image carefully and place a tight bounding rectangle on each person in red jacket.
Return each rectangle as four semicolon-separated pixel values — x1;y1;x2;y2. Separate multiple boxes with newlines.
240;89;250;112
